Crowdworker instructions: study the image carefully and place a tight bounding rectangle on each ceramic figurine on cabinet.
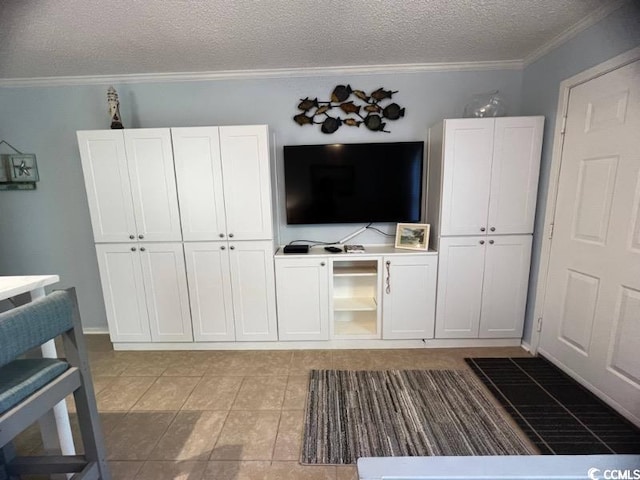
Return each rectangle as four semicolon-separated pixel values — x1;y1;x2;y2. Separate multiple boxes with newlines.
107;86;124;129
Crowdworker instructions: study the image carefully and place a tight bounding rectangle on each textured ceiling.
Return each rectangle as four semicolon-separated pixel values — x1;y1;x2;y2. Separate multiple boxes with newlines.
0;0;619;79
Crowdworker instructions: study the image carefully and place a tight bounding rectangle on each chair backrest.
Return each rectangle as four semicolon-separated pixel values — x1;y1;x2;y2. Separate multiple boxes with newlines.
0;290;73;368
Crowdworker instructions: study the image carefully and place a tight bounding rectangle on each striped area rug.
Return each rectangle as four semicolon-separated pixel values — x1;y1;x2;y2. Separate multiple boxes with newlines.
302;369;533;464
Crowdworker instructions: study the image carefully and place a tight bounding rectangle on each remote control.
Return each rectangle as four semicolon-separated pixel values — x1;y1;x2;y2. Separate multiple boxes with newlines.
324;246;342;253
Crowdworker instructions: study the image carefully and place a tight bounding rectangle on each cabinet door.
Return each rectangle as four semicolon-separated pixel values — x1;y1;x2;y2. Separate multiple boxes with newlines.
124;129;183;242
77;131;137;243
184;242;235;342
435;236;486;338
219;126;273;240
488;117;544;235
440;119;494;236
382;255;437;339
139;243;193;342
228;241;277;341
95;244;150;342
172;127;228;241
479;235;532;338
275;257;329;341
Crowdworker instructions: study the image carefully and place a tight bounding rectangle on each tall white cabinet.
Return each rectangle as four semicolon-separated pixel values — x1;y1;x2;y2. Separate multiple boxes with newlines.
428;116;543;339
78;125;277;346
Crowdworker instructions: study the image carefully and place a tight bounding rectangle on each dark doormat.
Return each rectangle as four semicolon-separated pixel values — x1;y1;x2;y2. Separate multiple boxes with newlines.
301;369;533;464
465;356;640;454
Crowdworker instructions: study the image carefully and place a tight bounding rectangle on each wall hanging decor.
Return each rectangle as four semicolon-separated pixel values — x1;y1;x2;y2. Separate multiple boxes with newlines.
293;85;405;134
107;86;124;129
0;140;39;191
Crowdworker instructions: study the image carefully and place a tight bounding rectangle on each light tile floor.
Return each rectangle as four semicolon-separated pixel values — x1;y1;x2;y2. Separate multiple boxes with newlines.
16;336;532;480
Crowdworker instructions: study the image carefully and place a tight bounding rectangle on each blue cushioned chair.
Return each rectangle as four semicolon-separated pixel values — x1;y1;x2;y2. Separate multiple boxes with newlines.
0;288;110;479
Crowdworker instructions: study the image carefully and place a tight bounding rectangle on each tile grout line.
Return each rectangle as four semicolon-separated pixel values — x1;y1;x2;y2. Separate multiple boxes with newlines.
507;358;616;454
467;359;552;454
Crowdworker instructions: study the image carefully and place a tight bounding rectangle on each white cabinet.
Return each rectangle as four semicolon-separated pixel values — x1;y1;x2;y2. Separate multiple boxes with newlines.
185;241;277;342
95;243;192;343
173;125;273;241
275;257;329;341
435;235;532;339
382;255;437;340
78;129;182;243
436;117;544;236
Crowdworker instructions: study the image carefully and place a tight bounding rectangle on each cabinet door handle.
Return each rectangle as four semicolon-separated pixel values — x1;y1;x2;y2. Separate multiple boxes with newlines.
129;234;135;240
219;233;225;238
490;227;496;232
229;233;234;238
138;234;144;239
385;261;391;294
230;246;235;250
320;262;325;266
479;240;485;245
220;246;226;250
480;227;486;232
489;240;494;245
140;247;146;252
131;247;137;252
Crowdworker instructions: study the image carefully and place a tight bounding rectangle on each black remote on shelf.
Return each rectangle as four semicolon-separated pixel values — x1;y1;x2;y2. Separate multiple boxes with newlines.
324;246;343;253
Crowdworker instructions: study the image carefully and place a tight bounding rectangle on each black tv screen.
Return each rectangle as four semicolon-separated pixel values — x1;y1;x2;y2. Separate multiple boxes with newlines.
284;142;423;225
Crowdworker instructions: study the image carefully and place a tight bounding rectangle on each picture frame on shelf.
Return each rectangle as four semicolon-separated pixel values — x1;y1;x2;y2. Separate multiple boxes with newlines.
395;223;430;251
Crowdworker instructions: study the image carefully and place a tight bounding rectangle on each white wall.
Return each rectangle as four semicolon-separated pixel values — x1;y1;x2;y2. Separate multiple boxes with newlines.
0;68;522;330
520;1;640;344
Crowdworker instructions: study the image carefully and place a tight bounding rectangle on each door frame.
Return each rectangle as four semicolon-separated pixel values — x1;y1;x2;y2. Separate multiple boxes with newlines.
530;45;640;354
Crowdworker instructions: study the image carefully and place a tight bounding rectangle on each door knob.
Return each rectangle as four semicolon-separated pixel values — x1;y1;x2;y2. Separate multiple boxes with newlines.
131;247;137;251
219;233;225;238
138;234;144;239
129;235;135;239
320;262;325;266
140;247;146;251
488;240;494;245
229;233;234;238
479;240;485;245
230;246;235;250
480;227;486;232
220;246;226;250
490;227;496;232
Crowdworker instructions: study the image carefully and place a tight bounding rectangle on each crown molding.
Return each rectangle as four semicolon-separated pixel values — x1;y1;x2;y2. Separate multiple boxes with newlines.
523;0;626;67
0;60;524;88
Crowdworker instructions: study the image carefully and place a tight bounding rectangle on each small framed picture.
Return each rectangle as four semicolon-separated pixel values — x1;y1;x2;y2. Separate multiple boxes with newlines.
395;223;430;251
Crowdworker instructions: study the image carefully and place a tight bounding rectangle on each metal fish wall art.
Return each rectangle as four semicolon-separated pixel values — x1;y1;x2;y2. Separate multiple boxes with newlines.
293;85;405;134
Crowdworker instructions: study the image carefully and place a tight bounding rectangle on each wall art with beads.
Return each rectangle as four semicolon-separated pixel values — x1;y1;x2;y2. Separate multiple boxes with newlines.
293;85;405;134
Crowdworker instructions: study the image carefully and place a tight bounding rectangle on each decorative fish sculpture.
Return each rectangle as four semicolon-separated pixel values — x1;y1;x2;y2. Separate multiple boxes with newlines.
315;105;331;115
294;113;313;126
364;114;388;132
344;118;362;127
382;103;405;120
370;88;397;101
339;101;360;115
364;105;381;113
331;85;352;103
321;117;342;134
298;97;319;111
353;90;370;101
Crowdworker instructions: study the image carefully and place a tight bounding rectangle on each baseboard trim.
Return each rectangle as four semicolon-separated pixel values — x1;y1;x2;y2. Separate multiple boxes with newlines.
112;338;523;351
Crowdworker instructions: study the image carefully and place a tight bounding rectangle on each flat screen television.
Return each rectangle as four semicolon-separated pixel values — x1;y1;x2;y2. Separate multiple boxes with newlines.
283;142;424;225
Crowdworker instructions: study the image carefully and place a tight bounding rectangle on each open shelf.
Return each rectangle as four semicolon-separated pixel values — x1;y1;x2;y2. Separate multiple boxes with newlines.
333;265;377;277
333;297;377;311
333;311;378;336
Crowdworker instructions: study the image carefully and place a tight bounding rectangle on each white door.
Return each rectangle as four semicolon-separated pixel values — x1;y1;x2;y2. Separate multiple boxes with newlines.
228;240;278;341
479;235;532;338
184;242;236;342
540;59;640;422
488;117;544;235
172;127;228;241
77;131;137;243
382;255;437;340
440;119;494;236
139;242;193;342
435;236;486;338
124;129;183;242
219;126;273;241
95;244;150;342
275;257;329;341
